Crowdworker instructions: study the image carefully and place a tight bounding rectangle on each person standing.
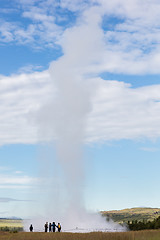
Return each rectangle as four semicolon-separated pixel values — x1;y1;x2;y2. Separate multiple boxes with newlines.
49;223;52;232
29;224;33;232
57;223;61;232
44;222;48;232
52;222;56;232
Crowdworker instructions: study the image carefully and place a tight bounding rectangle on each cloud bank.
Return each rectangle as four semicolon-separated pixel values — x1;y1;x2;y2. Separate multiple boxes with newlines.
0;72;160;146
0;197;29;202
0;0;160;146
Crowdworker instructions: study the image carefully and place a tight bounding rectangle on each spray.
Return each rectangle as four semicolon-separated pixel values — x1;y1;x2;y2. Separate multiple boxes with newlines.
24;6;127;232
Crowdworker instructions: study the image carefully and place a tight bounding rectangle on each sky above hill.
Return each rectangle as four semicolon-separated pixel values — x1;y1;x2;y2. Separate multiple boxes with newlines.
0;0;160;219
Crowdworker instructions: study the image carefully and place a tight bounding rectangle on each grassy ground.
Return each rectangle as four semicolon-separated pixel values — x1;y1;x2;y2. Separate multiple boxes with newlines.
0;219;23;228
101;208;160;223
0;219;23;232
0;230;160;240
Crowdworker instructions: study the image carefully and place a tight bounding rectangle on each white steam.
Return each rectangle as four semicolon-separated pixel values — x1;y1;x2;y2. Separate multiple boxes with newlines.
25;6;127;232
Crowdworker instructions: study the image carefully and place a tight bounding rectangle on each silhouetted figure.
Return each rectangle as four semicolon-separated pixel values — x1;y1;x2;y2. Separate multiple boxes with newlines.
44;222;48;232
52;222;56;232
57;223;61;232
29;224;33;232
49;222;52;232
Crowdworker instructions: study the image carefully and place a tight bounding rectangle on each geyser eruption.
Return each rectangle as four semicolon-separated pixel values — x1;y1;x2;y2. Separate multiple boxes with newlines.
32;57;125;232
48;57;91;223
25;7;127;232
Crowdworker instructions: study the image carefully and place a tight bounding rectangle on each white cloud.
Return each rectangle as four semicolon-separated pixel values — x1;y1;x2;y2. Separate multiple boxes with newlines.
0;20;15;42
1;0;160;74
0;1;63;48
0;175;36;185
1;0;160;145
0;197;28;202
0;71;52;145
140;147;159;152
0;185;31;189
0;170;39;191
0;70;160;145
14;171;24;174
96;0;160;74
23;11;54;22
86;78;160;142
59;0;93;12
17;64;43;74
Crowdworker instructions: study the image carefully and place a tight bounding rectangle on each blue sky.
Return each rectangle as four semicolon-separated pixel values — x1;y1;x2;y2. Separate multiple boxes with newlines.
0;0;160;219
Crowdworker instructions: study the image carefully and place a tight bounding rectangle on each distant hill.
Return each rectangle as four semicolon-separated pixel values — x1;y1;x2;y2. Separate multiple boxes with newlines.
0;217;22;220
101;207;160;223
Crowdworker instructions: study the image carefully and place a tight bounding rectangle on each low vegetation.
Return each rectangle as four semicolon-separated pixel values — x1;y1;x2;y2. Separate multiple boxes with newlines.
102;207;160;231
128;216;160;231
0;219;23;232
101;207;160;223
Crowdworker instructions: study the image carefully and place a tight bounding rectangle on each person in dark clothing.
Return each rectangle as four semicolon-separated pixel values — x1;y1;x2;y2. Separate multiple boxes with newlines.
44;222;48;232
52;222;56;232
29;224;33;232
57;223;61;232
49;223;52;232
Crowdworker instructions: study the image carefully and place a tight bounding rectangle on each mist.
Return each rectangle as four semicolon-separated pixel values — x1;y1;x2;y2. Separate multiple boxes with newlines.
24;6;127;232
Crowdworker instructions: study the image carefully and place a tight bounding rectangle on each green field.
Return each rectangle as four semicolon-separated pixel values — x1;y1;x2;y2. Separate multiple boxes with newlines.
1;230;160;240
0;219;23;231
101;207;160;223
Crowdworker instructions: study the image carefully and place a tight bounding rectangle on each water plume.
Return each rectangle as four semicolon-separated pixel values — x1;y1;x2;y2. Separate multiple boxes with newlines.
26;60;126;232
24;7;127;232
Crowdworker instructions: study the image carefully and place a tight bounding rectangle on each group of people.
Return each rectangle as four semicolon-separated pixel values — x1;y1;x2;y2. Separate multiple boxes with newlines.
29;222;61;232
44;221;61;232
